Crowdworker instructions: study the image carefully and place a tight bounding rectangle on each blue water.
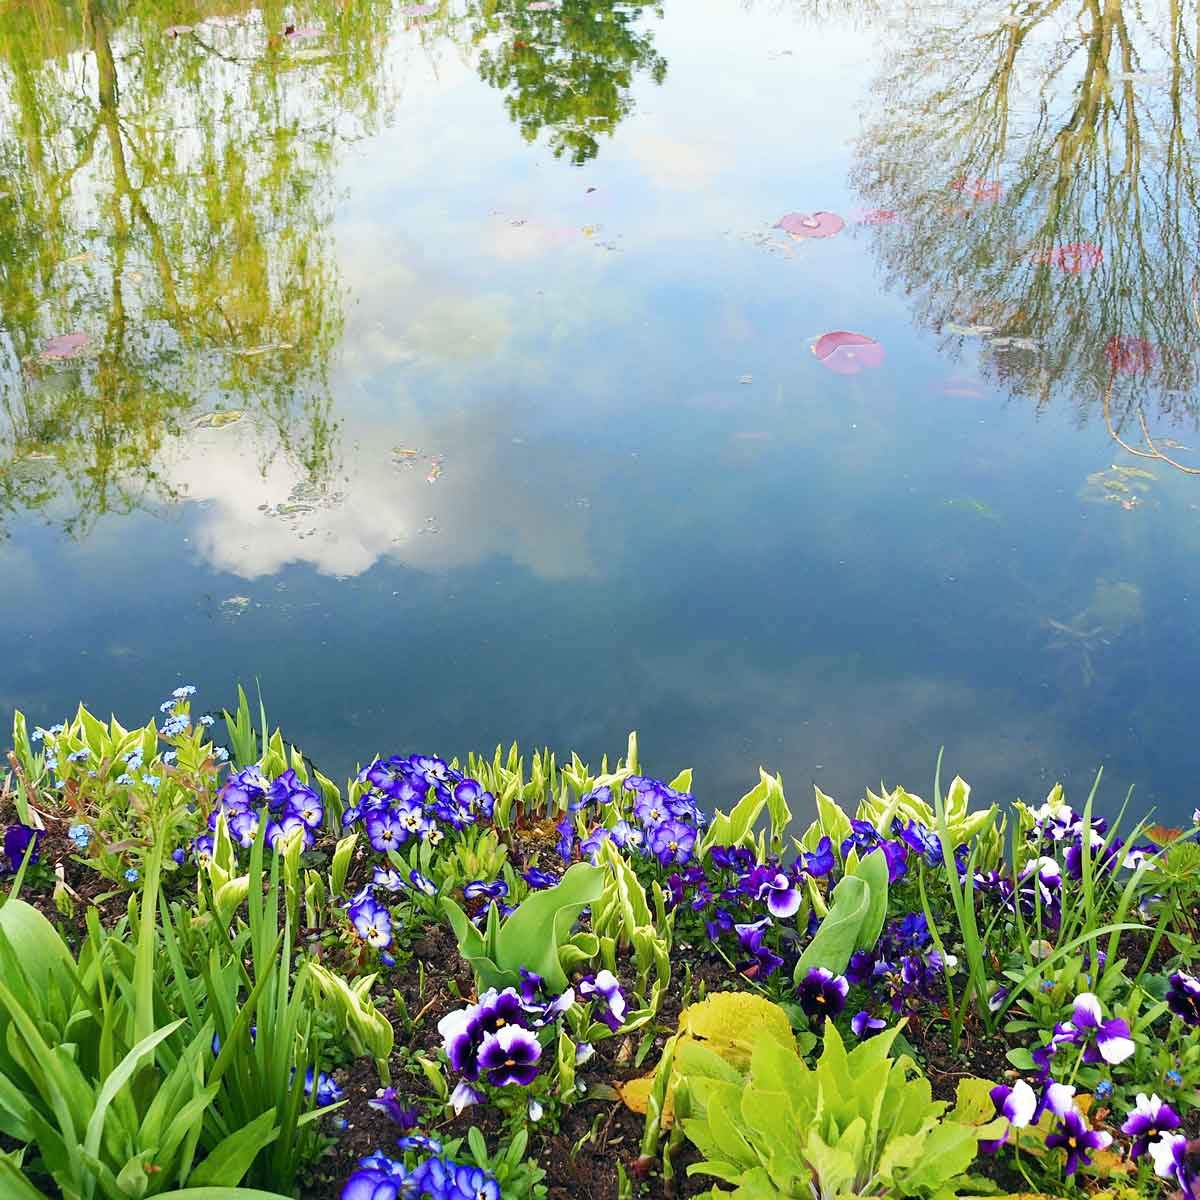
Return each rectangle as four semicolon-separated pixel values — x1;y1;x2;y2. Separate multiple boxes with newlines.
1;0;1198;820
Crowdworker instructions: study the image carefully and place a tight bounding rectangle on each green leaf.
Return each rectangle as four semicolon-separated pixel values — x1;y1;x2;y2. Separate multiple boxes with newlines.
794;875;869;980
84;1021;184;1166
189;1111;281;1188
0;1155;49;1200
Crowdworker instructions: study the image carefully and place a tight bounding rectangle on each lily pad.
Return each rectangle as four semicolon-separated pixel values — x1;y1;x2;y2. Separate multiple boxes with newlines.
949;177;1003;202
1036;242;1102;274
775;211;844;239
399;2;437;14
1104;335;1155;376
812;331;885;375
855;208;898;225
38;333;90;362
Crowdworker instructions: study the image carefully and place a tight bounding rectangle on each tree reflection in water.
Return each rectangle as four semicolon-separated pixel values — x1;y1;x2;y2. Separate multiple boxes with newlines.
851;0;1200;462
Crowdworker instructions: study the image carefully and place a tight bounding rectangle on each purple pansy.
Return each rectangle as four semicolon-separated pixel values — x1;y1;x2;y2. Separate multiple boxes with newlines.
991;1080;1037;1127
1148;1132;1196;1193
348;894;393;949
579;970;627;1031
1058;992;1135;1064
796;967;848;1026
851;1010;887;1038
1045;1106;1112;1176
523;866;559;890
463;878;509;901
649;819;696;866
803;836;835;877
758;871;803;919
477;1025;542;1086
450;1080;484;1114
1167;970;1200;1026
1122;1093;1182;1161
2;824;40;872
366;1088;418;1129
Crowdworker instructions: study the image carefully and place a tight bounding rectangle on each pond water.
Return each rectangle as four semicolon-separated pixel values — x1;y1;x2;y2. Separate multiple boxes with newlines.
2;0;1198;821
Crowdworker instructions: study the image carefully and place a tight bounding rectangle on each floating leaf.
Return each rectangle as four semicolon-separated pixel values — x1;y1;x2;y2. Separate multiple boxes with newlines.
1105;335;1155;376
812;331;885;375
38;333;90;362
1035;242;1102;274
949;177;1003;202
193;410;245;429
164;24;194;36
283;24;323;38
855;208;898;225
399;2;438;13
527;0;559;8
775;211;844;239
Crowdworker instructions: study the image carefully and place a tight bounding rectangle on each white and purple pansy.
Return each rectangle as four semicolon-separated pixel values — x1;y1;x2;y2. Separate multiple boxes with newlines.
1122;1092;1182;1161
579;969;627;1031
1148;1132;1196;1193
1057;992;1135;1064
758;870;803;918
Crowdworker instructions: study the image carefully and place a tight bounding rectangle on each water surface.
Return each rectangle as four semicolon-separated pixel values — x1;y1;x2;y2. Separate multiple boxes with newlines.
2;0;1198;819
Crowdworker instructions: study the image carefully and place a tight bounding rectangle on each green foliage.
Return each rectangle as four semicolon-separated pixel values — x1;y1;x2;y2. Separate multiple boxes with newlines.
462;1127;547;1200
591;839;673;1019
163;820;341;1190
677;1018;1002;1198
699;769;789;860
442;862;605;992
308;963;394;1085
0;889;284;1199
793;850;889;980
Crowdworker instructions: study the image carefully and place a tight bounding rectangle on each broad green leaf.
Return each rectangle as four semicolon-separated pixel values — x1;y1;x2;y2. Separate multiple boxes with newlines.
189;1111;280;1188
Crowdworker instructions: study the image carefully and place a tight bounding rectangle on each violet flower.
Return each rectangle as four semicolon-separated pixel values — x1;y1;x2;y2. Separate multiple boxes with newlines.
367;1088;418;1129
1058;992;1135;1064
1122;1093;1182;1161
735;917;784;978
1045;1107;1112;1176
1167;970;1200;1026
477;1026;542;1086
3;824;40;872
463;878;508;902
349;895;393;949
803;836;835;877
991;1080;1037;1127
758;871;803;919
851;1010;886;1038
649;819;696;866
579;970;627;1031
797;967;848;1026
450;1080;484;1115
1148;1132;1196;1193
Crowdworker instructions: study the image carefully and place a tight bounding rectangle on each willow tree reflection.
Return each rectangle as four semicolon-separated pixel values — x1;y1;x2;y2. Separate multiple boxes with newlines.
852;0;1200;445
470;0;667;164
0;0;397;536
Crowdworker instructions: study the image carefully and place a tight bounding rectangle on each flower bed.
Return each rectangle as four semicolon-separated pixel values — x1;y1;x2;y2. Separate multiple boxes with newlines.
1;685;1197;1199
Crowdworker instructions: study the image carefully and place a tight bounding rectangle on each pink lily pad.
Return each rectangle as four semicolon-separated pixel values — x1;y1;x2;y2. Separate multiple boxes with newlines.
1105;336;1155;376
775;211;845;239
527;1;559;8
855;208;899;225
1036;242;1103;274
164;24;194;37
38;333;90;362
284;24;323;38
949;177;1003;203
399;3;437;14
812;331;885;375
